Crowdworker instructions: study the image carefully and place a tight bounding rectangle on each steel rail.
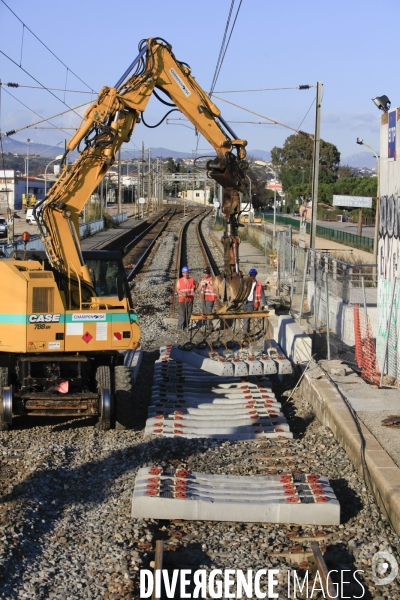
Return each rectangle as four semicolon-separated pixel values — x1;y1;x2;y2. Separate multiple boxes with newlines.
196;211;220;277
94;209;171;252
126;209;177;281
122;209;172;254
170;209;208;316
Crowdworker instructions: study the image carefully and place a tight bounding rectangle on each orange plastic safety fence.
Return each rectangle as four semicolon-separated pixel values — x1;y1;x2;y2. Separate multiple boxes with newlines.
354;305;363;368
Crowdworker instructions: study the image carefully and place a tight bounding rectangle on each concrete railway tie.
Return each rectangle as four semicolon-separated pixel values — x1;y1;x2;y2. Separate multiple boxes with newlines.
145;349;293;440
131;467;340;524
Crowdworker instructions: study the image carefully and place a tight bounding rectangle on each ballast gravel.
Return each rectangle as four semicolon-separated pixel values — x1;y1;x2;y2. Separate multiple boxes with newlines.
0;214;399;599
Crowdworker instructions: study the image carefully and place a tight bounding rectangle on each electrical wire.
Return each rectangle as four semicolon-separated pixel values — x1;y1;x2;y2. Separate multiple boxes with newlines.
209;0;236;95
167;117;275;125
212;0;243;92
297;97;316;132
1;86;89;137
212;94;312;137
213;85;315;93
0;82;94;94
0;50;88;119
0;0;95;93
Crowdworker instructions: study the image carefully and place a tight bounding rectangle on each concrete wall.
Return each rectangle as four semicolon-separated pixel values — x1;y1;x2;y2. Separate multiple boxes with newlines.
307;280;378;346
378;109;400;378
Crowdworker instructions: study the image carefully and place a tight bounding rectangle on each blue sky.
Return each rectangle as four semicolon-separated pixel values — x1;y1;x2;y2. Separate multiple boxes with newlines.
0;0;396;161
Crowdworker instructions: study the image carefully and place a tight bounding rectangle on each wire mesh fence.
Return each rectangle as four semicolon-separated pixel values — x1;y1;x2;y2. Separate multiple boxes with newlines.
211;217;398;386
274;235;380;377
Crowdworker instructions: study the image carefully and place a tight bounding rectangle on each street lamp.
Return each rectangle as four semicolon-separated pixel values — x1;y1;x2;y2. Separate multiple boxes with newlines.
356;138;380;268
372;95;391;113
44;155;63;195
26;139;32;200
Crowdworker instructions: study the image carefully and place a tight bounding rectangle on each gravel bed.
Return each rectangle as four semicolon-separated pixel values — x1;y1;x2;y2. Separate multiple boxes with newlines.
0;215;399;599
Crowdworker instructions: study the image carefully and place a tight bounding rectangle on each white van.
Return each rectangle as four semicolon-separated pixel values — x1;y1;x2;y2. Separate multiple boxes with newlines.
26;209;35;224
26;208;43;225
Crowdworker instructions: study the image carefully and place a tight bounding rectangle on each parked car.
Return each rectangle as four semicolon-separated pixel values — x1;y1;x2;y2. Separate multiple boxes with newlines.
293;210;300;217
0;217;8;238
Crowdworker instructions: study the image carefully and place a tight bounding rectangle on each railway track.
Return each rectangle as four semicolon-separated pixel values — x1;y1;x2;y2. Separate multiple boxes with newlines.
0;211;398;599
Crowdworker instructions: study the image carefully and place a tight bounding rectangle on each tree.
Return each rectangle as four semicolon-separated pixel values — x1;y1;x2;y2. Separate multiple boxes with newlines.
271;134;341;191
286;176;377;209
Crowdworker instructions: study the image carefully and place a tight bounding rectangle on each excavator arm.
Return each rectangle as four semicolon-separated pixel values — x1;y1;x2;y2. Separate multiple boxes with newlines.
36;37;252;308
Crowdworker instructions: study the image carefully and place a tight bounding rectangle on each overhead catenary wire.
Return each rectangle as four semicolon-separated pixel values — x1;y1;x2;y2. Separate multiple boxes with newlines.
297;97;316;132
167;117;275;125
0;97;92;139
0;50;89;119
209;0;236;95
0;82;95;94
212;0;243;93
213;85;314;93
0;0;95;94
211;94;312;138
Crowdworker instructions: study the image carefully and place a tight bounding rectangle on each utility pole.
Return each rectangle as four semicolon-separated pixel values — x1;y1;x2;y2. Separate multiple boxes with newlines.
310;81;322;250
141;142;145;199
100;179;103;219
156;158;160;211
118;149;122;214
26;138;31;200
147;149;151;216
137;158;141;218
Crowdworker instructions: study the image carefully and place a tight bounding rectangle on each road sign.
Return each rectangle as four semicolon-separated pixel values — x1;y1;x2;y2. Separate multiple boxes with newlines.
213;201;220;208
138;197;146;204
332;195;372;208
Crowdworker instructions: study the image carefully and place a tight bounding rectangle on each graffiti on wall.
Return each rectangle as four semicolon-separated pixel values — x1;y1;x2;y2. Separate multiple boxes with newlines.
378;192;400;280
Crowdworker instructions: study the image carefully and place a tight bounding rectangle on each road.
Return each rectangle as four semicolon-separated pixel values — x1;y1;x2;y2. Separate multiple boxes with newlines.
262;210;375;239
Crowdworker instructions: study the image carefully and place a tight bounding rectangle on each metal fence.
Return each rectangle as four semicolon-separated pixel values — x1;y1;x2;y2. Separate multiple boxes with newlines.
275;232;379;373
1;212;128;257
213;216;397;385
258;213;374;252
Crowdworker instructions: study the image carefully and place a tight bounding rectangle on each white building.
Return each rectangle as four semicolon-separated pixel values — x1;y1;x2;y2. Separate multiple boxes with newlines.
0;170;15;213
180;188;210;205
0;169;54;211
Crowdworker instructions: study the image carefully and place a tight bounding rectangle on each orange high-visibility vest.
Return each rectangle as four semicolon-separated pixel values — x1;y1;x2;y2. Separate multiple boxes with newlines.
253;281;263;309
199;276;217;301
178;277;195;302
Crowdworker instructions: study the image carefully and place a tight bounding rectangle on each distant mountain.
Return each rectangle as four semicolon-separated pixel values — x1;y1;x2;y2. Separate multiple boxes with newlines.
3;138;271;162
145;147;271;160
1;136;79;160
341;151;378;169
247;149;271;161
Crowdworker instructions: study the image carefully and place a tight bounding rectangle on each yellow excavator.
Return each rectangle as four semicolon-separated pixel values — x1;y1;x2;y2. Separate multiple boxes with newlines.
0;37;251;430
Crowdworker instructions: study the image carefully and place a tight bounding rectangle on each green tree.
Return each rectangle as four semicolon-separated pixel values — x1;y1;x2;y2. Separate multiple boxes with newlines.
286;176;377;210
271;134;340;191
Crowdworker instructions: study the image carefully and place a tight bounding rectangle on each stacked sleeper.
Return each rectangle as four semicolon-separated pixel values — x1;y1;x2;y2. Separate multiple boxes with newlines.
131;467;340;525
169;343;293;377
144;347;292;439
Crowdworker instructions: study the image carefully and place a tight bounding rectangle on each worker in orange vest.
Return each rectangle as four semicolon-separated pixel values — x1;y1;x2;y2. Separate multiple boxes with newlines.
242;268;266;334
176;266;198;330
199;267;216;328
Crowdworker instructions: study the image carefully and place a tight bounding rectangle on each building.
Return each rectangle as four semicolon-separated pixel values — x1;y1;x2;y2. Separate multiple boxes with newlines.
0;169;54;211
180;188;210;205
0;170;15;213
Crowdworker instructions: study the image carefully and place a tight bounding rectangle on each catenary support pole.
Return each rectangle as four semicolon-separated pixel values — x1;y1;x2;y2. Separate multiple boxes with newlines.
118;149;122;214
310;82;322;250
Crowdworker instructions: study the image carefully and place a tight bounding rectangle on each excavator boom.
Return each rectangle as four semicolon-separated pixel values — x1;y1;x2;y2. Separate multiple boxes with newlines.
36;37;252;308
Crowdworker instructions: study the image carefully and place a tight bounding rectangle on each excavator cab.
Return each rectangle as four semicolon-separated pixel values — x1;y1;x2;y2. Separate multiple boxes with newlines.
83;251;130;301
